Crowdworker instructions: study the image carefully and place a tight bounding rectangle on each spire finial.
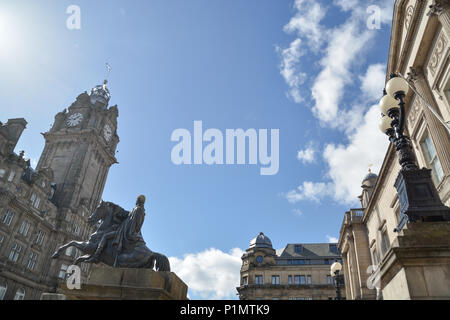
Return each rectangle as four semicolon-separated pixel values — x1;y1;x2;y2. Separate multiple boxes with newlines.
368;164;373;173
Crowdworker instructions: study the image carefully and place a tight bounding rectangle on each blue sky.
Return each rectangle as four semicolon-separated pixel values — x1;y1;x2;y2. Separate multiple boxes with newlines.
0;0;394;299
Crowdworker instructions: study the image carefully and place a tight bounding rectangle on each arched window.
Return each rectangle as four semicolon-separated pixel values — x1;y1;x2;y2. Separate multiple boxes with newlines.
13;287;25;300
0;283;7;300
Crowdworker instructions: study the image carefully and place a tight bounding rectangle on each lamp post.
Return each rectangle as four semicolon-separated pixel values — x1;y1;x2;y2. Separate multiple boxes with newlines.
378;74;450;232
330;261;343;300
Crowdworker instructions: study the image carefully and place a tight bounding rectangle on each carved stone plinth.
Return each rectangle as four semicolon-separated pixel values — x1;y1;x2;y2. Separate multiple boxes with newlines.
379;221;450;300
41;265;188;300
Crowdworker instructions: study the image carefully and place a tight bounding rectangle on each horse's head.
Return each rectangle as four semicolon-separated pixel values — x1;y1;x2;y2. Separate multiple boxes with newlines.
88;201;113;225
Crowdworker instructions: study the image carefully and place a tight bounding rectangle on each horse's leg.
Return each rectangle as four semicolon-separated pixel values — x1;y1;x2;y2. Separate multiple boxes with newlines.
51;240;80;258
84;231;116;263
74;254;91;265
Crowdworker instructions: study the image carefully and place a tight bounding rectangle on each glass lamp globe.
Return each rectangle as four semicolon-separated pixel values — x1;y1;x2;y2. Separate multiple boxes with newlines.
330;261;342;276
386;76;409;97
379;95;399;115
379;116;392;133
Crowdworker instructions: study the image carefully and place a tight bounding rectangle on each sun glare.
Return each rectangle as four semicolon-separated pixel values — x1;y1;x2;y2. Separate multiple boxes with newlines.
0;10;19;59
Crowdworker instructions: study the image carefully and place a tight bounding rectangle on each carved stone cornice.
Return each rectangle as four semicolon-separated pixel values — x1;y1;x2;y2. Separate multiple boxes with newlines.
427;0;450;17
406;66;424;83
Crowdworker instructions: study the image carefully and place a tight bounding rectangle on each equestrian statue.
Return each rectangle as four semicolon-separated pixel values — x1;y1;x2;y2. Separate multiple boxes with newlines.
51;195;170;271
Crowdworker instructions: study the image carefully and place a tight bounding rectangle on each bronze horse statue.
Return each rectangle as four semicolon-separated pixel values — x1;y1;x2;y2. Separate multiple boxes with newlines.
51;200;170;271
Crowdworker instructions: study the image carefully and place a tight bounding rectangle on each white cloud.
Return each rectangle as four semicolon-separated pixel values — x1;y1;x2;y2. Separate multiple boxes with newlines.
326;235;339;243
297;142;316;164
333;0;358;11
280;1;395;206
284;0;327;51
169;248;244;300
286;181;335;203
322;105;389;204
292;208;303;217
311;20;373;128
278;38;307;103
360;63;386;102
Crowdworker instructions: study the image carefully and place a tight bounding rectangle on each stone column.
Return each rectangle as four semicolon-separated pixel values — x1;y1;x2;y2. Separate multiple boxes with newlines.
428;0;450;37
342;251;352;299
407;67;450;175
348;235;362;299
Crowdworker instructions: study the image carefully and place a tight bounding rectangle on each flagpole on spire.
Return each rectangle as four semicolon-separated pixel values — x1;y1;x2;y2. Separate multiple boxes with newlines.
104;63;112;86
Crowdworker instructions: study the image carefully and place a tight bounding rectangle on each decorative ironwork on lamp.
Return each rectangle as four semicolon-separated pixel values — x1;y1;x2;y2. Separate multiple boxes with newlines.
378;74;450;232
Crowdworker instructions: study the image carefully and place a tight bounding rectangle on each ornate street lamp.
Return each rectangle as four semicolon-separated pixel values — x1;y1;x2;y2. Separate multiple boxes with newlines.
378;74;450;232
330;261;344;300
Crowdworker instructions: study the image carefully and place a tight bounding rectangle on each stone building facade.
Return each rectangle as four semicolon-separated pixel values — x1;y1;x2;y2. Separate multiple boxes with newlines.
237;232;345;300
338;0;450;300
0;80;119;300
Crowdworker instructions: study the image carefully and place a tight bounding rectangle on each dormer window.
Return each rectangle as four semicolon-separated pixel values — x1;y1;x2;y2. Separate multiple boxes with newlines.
329;244;338;253
294;245;303;253
7;170;15;182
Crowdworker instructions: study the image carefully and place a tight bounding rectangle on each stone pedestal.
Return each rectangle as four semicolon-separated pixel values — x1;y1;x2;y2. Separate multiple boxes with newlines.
41;265;188;300
379;221;450;300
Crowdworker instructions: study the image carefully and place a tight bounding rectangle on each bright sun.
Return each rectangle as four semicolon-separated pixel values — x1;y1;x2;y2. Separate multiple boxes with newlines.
0;10;19;59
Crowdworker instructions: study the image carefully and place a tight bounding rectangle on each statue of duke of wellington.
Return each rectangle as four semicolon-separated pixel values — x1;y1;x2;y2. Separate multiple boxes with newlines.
52;195;170;271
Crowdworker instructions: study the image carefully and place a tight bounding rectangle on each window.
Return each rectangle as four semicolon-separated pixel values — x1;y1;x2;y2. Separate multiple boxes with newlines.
294;245;303;253
26;252;38;270
329;244;338;253
14;288;25;300
18;220;31;237
81;263;89;273
34;230;45;246
372;248;380;266
66;246;73;257
327;275;332;284
271;275;280;285
255;275;263;285
59;264;68;279
294;275;306;285
1;209;14;226
30;193;41;209
0;234;4;248
8;243;22;262
33;197;40;209
380;230;390;256
307;275;312;285
421;132;444;185
288;275;292;284
74;224;81;236
7;170;15;182
0;169;5;178
0;283;6;300
242;276;248;285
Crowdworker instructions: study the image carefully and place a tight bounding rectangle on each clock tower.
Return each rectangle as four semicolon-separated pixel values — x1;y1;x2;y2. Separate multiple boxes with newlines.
37;80;119;218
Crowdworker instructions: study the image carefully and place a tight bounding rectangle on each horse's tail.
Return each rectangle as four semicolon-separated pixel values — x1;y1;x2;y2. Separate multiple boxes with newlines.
152;252;171;272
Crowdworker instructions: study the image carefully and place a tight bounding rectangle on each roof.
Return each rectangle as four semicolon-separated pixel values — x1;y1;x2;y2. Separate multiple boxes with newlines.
277;243;341;258
363;172;378;182
249;232;273;249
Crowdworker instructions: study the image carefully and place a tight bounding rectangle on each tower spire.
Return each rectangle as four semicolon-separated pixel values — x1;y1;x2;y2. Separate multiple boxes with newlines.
89;63;112;106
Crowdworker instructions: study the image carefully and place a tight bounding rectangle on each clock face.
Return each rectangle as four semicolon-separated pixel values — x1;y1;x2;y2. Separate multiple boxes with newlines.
256;256;263;264
103;124;113;142
66;113;83;127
